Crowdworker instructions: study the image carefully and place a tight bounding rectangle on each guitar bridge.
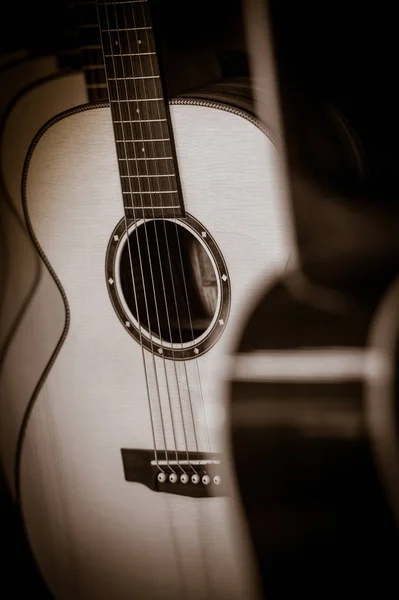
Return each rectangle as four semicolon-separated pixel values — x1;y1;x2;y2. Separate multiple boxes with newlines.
121;449;227;497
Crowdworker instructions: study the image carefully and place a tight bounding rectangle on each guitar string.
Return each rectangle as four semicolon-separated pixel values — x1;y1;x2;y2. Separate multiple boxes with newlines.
124;2;197;475
118;10;199;592
134;0;203;463
108;0;186;476
137;5;214;597
105;0;186;474
118;5;211;598
97;5;184;597
99;0;171;474
115;6;213;596
138;0;211;459
101;0;172;473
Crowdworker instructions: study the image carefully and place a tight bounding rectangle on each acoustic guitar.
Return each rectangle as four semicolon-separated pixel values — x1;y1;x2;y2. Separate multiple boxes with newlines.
0;0;87;351
15;0;294;598
0;0;109;496
228;261;399;599
227;1;399;598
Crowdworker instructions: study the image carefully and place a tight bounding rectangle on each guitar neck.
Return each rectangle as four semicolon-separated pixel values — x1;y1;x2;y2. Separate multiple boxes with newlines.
96;0;185;218
77;0;108;101
56;1;82;70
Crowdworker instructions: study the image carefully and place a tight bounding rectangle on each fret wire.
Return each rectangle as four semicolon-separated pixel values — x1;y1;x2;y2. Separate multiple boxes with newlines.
104;52;155;56
105;26;151;31
98;1;147;4
107;76;160;80
114;119;163;122
121;174;174;177
125;206;181;209
123;191;178;194
97;1;150;32
118;157;173;161
111;98;163;101
116;138;170;142
113;118;167;122
104;56;157;72
125;204;180;210
101;41;155;56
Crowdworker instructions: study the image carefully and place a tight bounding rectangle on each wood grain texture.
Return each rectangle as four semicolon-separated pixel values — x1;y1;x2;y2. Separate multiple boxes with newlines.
19;102;293;599
0;73;88;494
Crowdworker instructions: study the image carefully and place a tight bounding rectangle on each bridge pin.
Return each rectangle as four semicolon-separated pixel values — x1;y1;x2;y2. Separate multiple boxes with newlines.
180;474;189;484
157;472;167;483
169;473;178;483
191;474;200;484
202;474;211;485
213;475;221;485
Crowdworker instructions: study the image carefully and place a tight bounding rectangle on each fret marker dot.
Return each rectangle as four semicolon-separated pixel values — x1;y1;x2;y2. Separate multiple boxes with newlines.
138;39;142;44
142;147;145;152
157;348;163;355
113;234;119;241
222;274;228;281
136;109;140;113
194;348;199;355
125;321;131;328
219;319;224;326
201;231;207;238
115;40;119;45
108;278;114;285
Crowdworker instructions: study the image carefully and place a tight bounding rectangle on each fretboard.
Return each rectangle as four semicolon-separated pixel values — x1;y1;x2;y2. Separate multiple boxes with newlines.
97;0;184;218
77;0;108;102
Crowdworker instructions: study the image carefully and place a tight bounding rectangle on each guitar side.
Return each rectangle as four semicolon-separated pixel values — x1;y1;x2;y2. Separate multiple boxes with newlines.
0;56;59;351
0;72;88;494
18;102;291;599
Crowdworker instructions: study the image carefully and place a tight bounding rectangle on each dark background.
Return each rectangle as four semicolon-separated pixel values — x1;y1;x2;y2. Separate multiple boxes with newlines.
1;0;398;193
1;0;397;597
0;0;397;158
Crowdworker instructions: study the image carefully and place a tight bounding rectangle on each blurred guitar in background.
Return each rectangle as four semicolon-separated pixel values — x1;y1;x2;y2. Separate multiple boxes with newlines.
0;0;110;499
226;0;399;598
0;1;82;355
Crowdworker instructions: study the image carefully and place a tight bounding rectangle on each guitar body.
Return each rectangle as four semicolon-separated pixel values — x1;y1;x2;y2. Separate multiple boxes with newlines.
0;56;58;125
19;100;291;599
226;2;399;595
0;71;88;493
0;50;29;71
0;56;60;352
228;268;399;598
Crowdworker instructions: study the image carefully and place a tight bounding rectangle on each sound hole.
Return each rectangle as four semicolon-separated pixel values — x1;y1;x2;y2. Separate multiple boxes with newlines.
119;220;218;345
